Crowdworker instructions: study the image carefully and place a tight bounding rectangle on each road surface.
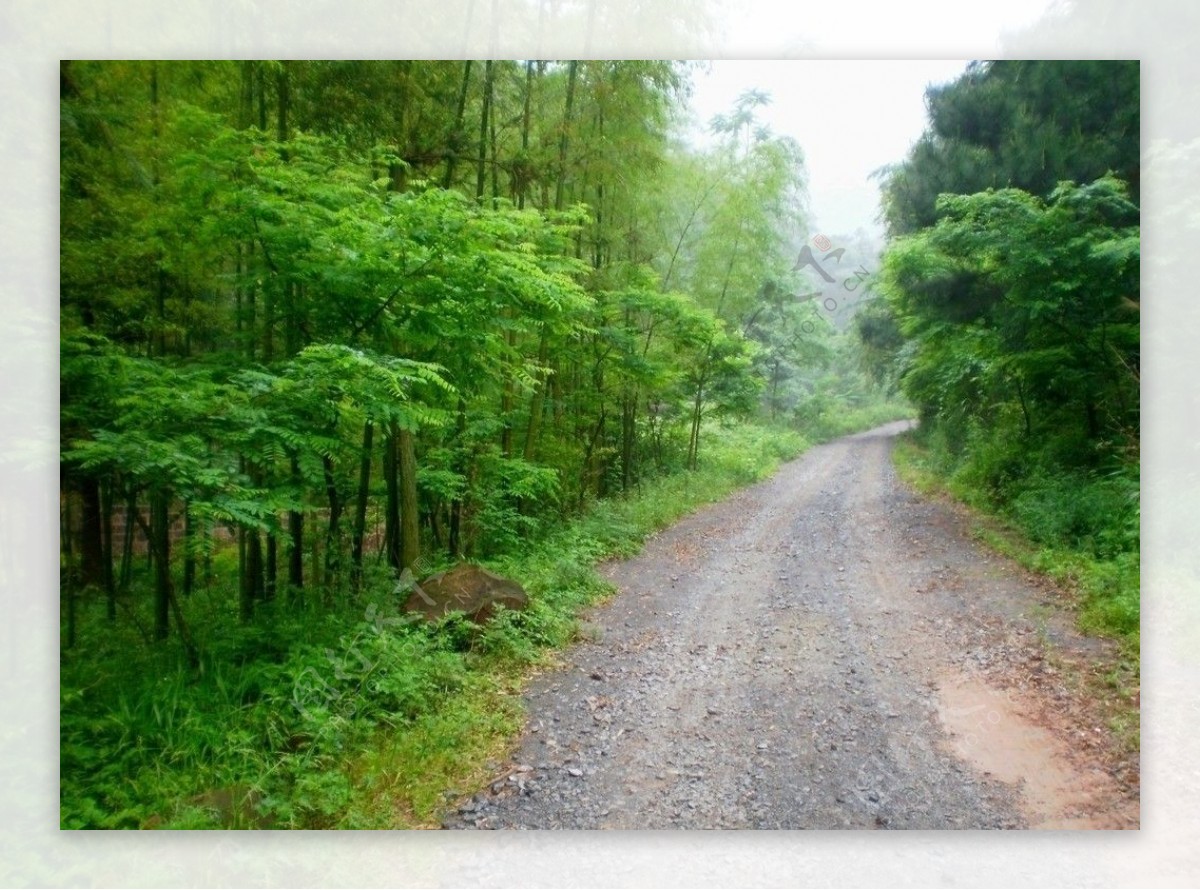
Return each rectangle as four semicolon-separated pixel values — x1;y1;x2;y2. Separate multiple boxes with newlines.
447;422;1138;830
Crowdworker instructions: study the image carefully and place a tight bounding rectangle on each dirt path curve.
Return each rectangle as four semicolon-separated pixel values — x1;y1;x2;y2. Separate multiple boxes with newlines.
447;421;1138;830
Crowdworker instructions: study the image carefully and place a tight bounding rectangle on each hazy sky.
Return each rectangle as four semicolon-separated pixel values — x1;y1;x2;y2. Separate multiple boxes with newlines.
678;0;1057;239
686;60;972;239
682;0;1055;239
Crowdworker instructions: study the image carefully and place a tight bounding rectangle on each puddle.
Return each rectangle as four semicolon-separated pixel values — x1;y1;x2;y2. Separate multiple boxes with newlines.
936;674;1136;829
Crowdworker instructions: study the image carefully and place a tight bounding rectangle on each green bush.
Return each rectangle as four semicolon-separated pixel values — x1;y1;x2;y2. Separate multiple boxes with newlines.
1011;471;1139;558
793;395;915;443
60;418;895;829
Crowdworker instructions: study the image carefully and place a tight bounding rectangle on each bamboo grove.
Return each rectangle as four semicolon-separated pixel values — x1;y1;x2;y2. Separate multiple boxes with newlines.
60;61;851;656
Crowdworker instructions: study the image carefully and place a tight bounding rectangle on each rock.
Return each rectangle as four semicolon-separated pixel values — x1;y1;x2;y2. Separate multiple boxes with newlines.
403;563;529;624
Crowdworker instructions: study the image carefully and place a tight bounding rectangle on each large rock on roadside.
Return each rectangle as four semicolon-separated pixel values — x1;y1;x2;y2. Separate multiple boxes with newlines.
403;563;529;624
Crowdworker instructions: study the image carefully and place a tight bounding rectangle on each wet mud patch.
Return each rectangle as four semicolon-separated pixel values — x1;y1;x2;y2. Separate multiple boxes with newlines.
937;672;1137;829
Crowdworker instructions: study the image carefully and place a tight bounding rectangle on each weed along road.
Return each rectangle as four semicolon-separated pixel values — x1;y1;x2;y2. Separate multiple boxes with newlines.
446;421;1138;830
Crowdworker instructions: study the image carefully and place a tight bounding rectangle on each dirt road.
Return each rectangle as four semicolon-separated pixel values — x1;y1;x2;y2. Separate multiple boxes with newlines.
447;422;1138;830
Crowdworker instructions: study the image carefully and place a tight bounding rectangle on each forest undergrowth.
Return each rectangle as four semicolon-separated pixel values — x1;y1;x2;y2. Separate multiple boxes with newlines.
62;412;909;829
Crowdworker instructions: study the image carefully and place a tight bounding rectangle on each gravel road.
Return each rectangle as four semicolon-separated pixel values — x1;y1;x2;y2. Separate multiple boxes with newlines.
446;421;1138;830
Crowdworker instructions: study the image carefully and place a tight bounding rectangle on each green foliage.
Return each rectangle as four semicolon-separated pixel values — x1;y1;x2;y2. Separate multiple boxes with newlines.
59;59;912;830
471;451;561;555
1009;470;1138;559
60;420;817;829
879;178;1139;485
871;59;1140;662
878;60;1139;237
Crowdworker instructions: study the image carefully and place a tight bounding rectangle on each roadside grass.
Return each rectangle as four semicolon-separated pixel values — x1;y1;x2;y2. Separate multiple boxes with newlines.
891;434;1140;753
798;397;916;443
63;414;917;830
344;420;813;827
60;422;810;829
339;671;526;828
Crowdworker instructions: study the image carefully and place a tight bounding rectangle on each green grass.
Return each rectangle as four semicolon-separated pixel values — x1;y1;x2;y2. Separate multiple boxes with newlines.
796;397;916;443
65;417;915;830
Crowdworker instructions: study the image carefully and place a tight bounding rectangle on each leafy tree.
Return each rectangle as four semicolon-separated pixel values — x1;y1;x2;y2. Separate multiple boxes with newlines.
867;61;1139;648
878;60;1139;236
883;177;1138;454
63;61;915;829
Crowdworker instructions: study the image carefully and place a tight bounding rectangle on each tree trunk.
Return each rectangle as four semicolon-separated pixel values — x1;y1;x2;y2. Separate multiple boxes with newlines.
621;393;636;493
489;70;500;207
351;420;373;590
443;61;473;190
284;281;301;358
239;527;252;622
246;244;258;361
397;427;421;571
687;382;705;471
182;504;195;597
500;324;517;456
523;333;550;462
62;471;76;644
518;60;534;209
101;476;115;619
78;475;104;589
150;490;171;642
257;61;268;131
476;60;493;202
250;528;266;607
428;503;446;549
202;516;213;587
238;61;254;129
1015;376;1032;436
322;454;342;592
262;279;274;362
593;104;605;269
449;402;468;557
288;453;303;593
309;529;320;602
1086;399;1100;439
150;62;167;358
145;494;200;664
264;531;276;601
770;361;781;422
118;487;135;592
555;61;579;213
65;584;77;650
384;425;402;570
276;60;290;145
389;60;413;192
166;578;199;668
579;408;606;512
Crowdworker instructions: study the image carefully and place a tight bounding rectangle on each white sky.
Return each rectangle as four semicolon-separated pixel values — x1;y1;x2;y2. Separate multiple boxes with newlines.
685;60;969;239
683;0;1055;239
